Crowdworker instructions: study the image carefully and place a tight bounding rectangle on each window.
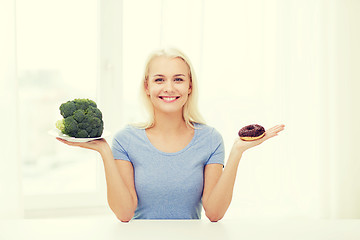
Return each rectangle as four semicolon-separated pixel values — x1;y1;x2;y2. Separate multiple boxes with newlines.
16;0;104;212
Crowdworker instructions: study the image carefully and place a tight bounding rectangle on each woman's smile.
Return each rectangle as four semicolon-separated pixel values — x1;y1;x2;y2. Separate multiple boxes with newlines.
159;96;180;103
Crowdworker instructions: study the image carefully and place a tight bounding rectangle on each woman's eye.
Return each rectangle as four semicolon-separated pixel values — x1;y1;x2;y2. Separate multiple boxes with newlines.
155;78;164;82
174;78;183;82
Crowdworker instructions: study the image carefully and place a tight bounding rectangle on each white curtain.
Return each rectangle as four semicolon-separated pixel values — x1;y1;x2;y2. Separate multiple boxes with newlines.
0;0;23;219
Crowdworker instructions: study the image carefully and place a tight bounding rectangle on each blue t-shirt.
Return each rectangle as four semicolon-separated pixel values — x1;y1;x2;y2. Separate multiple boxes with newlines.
111;122;225;219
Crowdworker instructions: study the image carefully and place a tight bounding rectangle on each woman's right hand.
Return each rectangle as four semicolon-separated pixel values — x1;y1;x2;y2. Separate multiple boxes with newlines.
56;137;110;155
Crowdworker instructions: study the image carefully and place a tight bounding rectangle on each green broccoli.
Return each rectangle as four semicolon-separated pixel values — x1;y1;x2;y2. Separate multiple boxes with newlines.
56;98;104;138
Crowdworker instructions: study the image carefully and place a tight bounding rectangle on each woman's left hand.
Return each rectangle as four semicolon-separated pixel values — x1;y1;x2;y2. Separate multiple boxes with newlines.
232;124;285;153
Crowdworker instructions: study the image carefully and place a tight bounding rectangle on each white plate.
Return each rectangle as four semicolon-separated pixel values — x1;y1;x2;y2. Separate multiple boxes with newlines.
48;128;111;142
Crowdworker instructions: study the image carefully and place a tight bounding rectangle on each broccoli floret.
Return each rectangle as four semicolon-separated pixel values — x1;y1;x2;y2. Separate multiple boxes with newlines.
55;98;104;138
59;101;77;118
63;116;78;135
73;109;86;122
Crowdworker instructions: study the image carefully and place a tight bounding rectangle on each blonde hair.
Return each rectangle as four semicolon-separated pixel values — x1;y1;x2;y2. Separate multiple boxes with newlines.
133;48;205;129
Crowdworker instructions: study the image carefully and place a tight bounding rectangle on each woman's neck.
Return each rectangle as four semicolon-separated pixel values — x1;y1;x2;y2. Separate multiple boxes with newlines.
149;110;189;135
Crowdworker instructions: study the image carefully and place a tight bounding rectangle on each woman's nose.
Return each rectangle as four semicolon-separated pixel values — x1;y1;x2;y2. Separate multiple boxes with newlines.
164;80;175;92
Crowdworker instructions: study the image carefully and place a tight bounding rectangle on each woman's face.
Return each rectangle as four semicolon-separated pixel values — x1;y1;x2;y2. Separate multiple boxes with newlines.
145;56;192;115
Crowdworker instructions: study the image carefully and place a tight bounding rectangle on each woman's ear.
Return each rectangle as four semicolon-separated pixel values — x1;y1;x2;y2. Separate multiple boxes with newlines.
188;83;192;95
144;80;150;95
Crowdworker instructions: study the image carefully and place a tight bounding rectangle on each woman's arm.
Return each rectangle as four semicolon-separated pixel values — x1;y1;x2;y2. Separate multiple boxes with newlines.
56;138;137;222
202;149;242;222
100;145;137;222
202;124;285;222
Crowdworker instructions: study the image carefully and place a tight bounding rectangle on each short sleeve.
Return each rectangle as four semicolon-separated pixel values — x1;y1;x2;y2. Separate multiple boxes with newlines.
111;126;132;162
205;128;225;166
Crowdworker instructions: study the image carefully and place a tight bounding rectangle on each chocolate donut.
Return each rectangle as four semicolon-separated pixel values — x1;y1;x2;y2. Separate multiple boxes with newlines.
238;124;265;141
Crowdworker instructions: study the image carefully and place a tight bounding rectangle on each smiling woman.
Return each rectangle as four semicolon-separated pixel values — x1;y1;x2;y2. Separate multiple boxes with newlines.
104;48;285;221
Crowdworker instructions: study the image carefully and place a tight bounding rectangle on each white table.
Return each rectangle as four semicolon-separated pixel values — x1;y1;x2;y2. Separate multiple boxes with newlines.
1;216;360;240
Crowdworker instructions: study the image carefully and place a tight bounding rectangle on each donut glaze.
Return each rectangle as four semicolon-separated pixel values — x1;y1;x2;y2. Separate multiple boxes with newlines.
238;124;265;141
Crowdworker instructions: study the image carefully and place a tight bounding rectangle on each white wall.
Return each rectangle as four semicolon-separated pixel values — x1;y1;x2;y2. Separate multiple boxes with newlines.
332;0;360;218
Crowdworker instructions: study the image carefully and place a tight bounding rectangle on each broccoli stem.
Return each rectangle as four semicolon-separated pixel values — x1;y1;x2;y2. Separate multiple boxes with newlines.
56;119;65;132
